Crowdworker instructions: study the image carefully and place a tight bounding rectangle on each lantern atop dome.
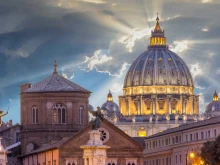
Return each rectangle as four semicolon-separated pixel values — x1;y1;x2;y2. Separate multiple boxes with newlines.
150;13;166;46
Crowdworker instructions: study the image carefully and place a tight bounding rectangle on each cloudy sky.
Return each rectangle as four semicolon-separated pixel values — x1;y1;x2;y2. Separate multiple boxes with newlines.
0;0;220;123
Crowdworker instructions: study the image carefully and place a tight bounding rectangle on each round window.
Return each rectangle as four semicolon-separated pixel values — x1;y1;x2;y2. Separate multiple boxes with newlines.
98;127;109;143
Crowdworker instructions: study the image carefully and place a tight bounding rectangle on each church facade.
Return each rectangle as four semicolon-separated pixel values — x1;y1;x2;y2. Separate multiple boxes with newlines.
20;62;91;155
21;119;144;165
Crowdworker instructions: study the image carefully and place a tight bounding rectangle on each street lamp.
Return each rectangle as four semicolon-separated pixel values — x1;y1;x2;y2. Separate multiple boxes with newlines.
186;147;205;165
186;148;195;165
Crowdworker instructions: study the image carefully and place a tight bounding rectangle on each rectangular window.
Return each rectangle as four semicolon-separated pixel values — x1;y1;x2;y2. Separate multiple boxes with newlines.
138;131;147;137
196;133;198;140
186;135;188;142
176;136;178;143
201;132;204;139
190;134;193;141
16;132;20;142
180;155;181;163
176;155;177;164
179;136;181;143
62;108;65;124
208;130;210;138
214;129;217;137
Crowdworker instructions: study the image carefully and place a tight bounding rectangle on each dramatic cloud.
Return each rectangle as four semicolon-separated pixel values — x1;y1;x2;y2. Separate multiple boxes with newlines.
79;50;113;71
79;0;106;4
1;0;220;123
170;40;190;54
190;63;203;78
118;28;151;52
201;0;212;3
0;39;47;58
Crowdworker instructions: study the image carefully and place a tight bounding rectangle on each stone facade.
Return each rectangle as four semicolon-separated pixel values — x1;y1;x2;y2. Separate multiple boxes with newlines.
0;121;21;148
22;119;144;165
143;116;220;165
20;65;91;155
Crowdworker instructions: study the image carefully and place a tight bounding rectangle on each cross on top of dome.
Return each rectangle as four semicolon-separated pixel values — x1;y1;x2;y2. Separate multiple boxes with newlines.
154;12;162;32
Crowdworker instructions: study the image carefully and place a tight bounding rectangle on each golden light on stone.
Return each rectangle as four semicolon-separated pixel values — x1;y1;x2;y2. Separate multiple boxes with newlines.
119;14;199;116
138;131;147;137
107;90;113;102
212;90;218;101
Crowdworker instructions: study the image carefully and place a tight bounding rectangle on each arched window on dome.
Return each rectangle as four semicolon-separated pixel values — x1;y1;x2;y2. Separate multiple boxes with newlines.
32;105;38;124
158;99;165;110
79;105;84;124
52;103;66;124
144;99;152;110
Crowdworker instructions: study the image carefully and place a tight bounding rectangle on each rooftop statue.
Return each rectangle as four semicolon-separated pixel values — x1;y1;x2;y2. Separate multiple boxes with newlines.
89;107;108;130
0;109;8;126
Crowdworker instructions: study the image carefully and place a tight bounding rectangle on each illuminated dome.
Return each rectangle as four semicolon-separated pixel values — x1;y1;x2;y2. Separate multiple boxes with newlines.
101;91;120;118
205;91;220;115
124;17;193;88
119;15;199;116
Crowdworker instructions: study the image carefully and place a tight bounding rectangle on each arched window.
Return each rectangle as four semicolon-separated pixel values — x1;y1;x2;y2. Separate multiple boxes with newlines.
79;106;84;124
53;103;66;124
32;106;38;124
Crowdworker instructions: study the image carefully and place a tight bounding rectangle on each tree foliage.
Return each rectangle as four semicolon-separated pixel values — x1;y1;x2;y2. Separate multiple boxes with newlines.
200;135;220;165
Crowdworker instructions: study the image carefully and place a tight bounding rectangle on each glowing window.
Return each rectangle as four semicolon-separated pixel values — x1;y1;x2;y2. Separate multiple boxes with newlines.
138;131;147;137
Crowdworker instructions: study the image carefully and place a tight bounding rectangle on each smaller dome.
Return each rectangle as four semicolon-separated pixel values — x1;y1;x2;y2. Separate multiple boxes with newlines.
101;91;121;118
205;91;220;115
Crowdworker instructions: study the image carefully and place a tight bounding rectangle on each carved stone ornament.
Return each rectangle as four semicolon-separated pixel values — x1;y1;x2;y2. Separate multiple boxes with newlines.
66;102;72;109
98;127;110;144
158;87;164;91
46;102;53;109
97;156;103;165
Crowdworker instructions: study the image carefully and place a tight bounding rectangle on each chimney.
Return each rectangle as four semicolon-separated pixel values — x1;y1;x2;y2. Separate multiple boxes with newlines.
20;83;32;93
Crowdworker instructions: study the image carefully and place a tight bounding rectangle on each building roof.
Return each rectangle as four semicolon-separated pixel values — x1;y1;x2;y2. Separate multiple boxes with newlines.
23;73;91;93
6;142;21;151
132;137;145;147
145;116;220;139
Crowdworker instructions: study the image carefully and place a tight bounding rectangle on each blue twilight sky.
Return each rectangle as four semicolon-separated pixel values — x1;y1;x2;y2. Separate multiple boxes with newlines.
1;0;220;124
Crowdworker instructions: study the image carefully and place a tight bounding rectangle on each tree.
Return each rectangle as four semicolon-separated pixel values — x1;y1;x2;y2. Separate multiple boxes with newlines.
200;134;220;165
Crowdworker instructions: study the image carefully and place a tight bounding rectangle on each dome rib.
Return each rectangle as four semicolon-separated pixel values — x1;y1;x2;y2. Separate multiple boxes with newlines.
124;47;194;88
